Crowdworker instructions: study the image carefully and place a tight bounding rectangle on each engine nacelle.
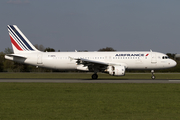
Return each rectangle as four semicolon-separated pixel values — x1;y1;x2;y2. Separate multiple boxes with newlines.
108;66;125;76
76;65;89;71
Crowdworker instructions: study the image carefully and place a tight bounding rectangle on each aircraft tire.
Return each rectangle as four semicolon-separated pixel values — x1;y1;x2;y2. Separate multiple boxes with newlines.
92;74;98;79
151;75;155;79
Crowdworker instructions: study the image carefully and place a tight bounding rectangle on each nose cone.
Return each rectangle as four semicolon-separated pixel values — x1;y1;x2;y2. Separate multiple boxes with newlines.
170;60;177;67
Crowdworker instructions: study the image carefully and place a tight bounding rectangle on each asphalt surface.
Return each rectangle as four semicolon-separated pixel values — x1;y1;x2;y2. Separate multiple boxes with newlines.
0;79;180;83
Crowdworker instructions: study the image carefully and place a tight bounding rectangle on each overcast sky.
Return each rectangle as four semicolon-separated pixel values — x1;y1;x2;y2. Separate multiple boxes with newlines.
1;0;180;53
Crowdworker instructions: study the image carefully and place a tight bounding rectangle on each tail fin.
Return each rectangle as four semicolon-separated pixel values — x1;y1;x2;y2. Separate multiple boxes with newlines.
7;25;39;53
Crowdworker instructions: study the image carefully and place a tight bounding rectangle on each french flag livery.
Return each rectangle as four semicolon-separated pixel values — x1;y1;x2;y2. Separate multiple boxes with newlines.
7;25;38;53
5;25;177;79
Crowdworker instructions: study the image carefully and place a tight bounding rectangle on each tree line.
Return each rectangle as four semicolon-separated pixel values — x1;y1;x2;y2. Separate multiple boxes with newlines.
0;45;56;72
0;46;179;72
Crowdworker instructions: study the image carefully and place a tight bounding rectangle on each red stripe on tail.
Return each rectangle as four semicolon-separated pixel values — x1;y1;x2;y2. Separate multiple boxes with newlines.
9;36;23;51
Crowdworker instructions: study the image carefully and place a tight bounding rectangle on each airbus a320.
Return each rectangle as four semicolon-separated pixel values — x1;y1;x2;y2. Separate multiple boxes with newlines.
5;25;177;79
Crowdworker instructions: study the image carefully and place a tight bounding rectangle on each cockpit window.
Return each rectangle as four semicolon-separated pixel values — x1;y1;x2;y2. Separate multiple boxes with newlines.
162;56;169;59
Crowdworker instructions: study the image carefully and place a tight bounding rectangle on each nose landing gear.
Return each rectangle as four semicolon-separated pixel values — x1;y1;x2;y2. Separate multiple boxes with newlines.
151;70;155;79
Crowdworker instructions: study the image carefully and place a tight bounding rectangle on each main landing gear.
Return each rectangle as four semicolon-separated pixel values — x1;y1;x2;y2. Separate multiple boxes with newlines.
151;70;156;79
92;73;98;79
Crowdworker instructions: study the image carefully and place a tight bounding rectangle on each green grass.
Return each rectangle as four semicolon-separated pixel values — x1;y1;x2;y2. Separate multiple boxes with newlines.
0;72;180;79
0;83;180;120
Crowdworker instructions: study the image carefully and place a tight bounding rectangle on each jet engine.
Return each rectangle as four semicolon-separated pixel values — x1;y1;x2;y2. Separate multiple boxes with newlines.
76;65;89;71
108;65;125;76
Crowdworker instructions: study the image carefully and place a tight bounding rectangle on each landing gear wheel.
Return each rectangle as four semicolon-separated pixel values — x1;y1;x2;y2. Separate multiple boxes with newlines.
151;70;155;80
151;75;155;79
92;74;98;79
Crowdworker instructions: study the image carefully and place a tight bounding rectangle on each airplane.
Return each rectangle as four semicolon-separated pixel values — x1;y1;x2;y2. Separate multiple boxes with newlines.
5;25;177;79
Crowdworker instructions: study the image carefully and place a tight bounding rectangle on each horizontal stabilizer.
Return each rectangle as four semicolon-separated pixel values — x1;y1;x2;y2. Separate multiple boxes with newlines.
5;54;27;58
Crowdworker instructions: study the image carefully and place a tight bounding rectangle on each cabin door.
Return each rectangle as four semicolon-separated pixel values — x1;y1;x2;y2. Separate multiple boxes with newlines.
37;54;43;64
151;53;157;63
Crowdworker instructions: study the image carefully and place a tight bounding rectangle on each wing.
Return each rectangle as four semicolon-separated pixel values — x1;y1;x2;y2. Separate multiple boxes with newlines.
69;57;127;72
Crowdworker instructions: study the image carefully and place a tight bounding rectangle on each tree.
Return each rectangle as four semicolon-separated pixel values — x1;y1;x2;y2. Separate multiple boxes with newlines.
4;48;13;54
98;47;116;51
44;47;55;52
34;44;45;52
78;50;88;52
3;59;14;72
166;53;175;59
0;52;5;72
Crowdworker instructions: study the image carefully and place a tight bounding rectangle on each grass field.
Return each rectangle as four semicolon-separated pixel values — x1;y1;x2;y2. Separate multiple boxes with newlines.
0;83;180;120
0;72;180;79
0;73;180;120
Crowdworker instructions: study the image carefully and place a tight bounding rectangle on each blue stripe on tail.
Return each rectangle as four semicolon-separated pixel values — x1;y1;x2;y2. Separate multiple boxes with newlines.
9;25;34;51
8;26;28;50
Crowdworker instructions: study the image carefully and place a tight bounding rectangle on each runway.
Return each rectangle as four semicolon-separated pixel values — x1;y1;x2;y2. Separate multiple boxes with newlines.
0;79;180;83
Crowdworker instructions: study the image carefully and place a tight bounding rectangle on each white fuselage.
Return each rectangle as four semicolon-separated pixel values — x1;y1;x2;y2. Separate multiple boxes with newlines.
6;25;177;79
5;51;177;70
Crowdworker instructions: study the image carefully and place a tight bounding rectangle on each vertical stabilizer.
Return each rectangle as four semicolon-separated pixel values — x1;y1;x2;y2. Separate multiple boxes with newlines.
7;25;39;53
